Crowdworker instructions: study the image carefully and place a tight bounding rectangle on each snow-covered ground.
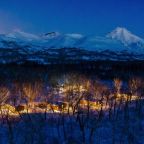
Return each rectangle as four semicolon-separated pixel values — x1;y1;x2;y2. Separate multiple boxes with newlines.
0;93;143;144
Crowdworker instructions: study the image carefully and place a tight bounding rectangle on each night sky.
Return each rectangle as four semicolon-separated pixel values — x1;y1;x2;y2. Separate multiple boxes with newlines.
0;0;144;37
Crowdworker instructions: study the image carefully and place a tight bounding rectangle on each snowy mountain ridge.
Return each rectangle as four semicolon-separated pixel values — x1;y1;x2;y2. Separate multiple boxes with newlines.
1;27;144;49
7;29;41;41
0;27;144;64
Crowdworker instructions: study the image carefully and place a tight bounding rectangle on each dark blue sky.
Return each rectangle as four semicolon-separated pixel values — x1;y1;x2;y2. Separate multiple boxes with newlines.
0;0;144;37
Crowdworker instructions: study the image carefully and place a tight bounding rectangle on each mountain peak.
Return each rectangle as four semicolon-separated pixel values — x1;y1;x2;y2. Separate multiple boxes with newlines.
43;32;60;38
106;27;144;46
113;27;129;32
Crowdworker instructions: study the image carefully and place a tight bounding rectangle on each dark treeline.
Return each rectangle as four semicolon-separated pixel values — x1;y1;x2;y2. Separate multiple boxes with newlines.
0;60;144;82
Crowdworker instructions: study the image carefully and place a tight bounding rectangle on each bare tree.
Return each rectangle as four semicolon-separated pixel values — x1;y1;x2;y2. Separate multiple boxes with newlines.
129;77;143;101
22;81;42;104
22;81;42;119
0;86;10;105
129;77;144;131
114;78;122;95
0;86;10;123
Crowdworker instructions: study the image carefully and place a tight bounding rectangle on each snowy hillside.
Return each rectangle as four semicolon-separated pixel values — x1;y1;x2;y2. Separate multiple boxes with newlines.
0;27;144;64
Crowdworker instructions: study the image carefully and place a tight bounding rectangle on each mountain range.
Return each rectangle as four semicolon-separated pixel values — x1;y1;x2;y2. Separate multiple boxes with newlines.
0;27;144;64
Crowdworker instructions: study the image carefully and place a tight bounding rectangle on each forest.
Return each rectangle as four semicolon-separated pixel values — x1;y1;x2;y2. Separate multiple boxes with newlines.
0;64;144;144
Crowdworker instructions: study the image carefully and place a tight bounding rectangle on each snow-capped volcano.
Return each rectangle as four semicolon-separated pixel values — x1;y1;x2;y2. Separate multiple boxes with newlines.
106;27;144;46
0;27;144;64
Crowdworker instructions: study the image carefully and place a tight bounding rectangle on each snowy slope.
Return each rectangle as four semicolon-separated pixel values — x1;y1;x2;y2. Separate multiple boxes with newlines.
0;27;144;64
7;29;40;41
